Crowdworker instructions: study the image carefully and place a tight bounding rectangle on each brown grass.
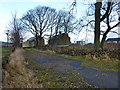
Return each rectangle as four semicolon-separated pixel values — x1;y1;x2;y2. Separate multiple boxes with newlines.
92;54;111;62
3;48;43;88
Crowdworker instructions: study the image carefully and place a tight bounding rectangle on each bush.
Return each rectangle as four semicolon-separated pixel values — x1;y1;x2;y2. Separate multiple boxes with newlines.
54;46;119;61
108;49;120;60
54;46;91;56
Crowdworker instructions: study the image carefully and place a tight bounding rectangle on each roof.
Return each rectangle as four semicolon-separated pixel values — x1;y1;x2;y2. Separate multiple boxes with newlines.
27;36;44;41
27;37;36;41
106;38;120;41
51;33;69;40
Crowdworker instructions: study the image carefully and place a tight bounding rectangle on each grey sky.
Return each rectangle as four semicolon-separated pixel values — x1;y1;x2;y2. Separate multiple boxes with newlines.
0;0;119;44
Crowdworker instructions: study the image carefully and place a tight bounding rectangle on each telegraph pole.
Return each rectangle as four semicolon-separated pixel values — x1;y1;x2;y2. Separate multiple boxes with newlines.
6;30;9;47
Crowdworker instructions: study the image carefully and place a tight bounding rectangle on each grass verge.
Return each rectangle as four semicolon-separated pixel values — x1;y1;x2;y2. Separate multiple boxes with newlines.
3;48;43;88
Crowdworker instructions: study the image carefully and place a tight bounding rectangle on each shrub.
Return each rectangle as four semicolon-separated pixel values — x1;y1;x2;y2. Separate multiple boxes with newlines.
108;49;120;60
54;46;91;56
54;45;119;61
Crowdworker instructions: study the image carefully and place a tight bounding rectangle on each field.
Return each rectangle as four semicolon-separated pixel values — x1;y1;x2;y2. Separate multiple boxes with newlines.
2;47;13;57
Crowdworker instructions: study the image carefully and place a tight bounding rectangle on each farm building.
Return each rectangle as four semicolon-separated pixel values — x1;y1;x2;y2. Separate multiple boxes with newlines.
48;33;71;47
23;36;44;47
106;38;120;43
76;41;85;45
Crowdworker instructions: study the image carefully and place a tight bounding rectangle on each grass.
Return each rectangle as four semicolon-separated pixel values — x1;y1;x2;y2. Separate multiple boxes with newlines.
81;60;119;71
2;47;13;57
25;50;96;88
59;55;119;72
1;47;14;70
30;48;120;72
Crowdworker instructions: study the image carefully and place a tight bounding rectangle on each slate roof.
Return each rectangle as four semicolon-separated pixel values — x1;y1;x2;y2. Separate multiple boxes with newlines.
27;37;36;41
106;38;120;41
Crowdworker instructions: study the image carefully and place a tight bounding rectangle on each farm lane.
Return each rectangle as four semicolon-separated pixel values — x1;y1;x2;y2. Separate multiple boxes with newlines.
26;49;119;88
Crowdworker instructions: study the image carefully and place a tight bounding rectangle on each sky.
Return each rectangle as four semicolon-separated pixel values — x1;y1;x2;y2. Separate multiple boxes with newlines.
0;0;119;44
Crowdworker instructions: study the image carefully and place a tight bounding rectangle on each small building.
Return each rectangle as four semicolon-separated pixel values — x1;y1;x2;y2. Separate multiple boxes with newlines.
106;38;120;43
23;36;44;48
26;37;36;47
75;40;85;45
48;33;71;47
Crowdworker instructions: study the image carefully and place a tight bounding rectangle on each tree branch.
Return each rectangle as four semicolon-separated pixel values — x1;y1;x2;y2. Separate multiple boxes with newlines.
110;22;120;30
100;2;111;22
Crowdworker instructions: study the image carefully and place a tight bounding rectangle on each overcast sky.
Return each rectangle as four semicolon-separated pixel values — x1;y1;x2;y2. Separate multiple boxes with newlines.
0;0;118;44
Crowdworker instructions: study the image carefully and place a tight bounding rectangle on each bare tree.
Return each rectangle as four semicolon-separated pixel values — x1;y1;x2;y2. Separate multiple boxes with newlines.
55;10;78;34
78;0;120;49
54;0;77;35
100;0;120;48
9;13;24;48
94;0;102;49
22;6;57;47
54;11;63;35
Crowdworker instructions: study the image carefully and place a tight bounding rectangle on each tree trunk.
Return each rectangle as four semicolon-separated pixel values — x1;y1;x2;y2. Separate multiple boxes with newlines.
35;34;38;48
55;25;58;35
64;24;67;34
50;27;53;40
13;32;21;48
100;34;107;49
94;1;102;50
38;31;43;48
100;14;110;49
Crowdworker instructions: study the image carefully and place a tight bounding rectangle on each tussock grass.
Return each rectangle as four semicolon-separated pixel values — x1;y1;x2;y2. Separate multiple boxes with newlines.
3;48;43;88
9;49;25;68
